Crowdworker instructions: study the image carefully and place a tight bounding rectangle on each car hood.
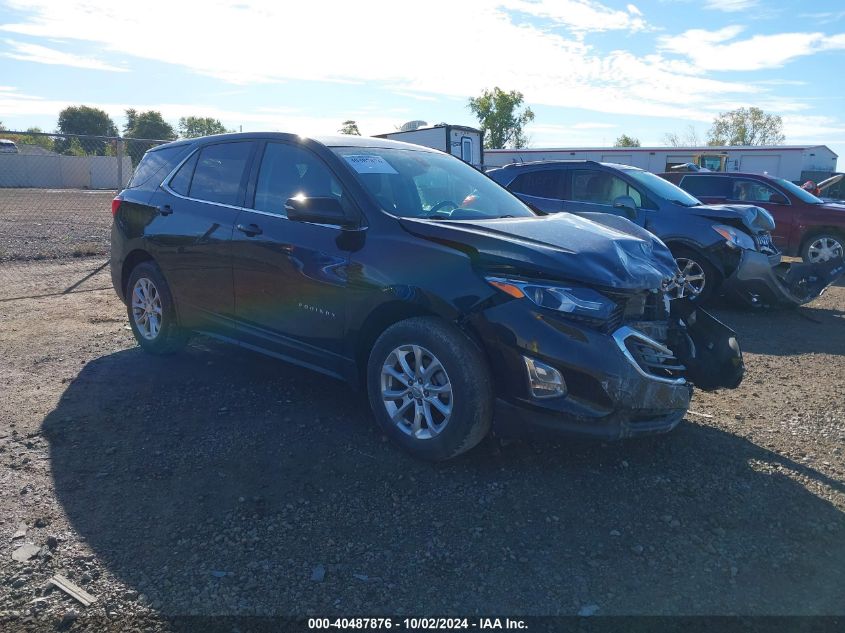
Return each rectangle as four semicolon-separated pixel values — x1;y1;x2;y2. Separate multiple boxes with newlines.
819;202;845;211
689;204;775;234
399;213;677;291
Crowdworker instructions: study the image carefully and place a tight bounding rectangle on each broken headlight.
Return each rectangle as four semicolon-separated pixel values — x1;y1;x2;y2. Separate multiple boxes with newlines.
713;224;755;251
486;277;617;320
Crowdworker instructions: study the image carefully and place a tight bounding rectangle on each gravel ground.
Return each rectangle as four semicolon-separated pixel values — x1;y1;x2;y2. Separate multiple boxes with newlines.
0;258;843;631
0;189;115;262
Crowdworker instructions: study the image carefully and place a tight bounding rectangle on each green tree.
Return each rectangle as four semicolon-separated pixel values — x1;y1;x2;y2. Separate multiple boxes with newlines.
707;107;785;146
16;127;55;152
62;138;87;156
123;108;138;136
178;116;230;138
468;87;535;149
56;105;118;155
339;120;361;135
614;134;641;147
123;109;177;140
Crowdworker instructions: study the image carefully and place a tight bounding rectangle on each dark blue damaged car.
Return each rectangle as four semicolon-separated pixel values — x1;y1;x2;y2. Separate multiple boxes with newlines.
111;133;743;460
487;160;844;307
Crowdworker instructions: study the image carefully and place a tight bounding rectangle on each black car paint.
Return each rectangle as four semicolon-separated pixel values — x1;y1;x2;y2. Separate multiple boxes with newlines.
112;133;742;441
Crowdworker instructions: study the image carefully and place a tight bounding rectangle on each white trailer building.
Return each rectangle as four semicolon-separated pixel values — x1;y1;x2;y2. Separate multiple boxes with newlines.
483;145;838;182
375;124;484;168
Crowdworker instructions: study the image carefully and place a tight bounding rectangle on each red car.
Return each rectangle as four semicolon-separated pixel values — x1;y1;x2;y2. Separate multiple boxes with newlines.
661;171;845;263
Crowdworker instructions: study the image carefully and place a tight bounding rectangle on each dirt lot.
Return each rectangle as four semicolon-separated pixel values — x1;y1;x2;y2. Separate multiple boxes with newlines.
1;258;844;630
0;189;115;263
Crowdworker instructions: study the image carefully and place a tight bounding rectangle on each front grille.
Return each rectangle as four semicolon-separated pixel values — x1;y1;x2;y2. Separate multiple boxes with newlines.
612;326;686;384
605;302;625;333
755;232;778;255
607;290;669;325
624;338;686;380
643;292;669;321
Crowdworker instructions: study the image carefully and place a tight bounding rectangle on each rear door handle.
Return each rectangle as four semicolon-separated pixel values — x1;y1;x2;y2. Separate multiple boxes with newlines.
236;223;263;237
158;204;174;216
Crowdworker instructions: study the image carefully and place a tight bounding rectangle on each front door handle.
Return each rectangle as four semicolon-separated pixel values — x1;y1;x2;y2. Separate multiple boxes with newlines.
158;204;174;216
236;223;263;237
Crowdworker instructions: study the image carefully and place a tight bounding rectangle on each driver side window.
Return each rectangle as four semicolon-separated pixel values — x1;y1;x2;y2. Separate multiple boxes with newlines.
731;179;783;204
254;143;343;216
571;170;642;207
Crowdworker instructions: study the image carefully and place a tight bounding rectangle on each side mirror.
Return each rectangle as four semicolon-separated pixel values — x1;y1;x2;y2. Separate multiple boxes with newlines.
285;196;351;227
612;195;638;221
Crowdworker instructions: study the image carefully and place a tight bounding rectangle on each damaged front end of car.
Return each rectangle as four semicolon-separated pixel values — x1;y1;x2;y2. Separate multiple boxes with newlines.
403;212;746;440
473;277;743;440
721;251;845;308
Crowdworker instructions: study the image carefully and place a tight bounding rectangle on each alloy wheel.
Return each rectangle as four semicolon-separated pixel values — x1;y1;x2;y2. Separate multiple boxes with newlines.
131;277;163;340
671;257;706;299
380;344;453;440
807;236;844;263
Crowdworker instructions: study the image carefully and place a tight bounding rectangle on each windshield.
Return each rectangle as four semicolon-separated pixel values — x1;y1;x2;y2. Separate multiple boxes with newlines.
331;147;535;220
775;178;823;204
622;168;702;207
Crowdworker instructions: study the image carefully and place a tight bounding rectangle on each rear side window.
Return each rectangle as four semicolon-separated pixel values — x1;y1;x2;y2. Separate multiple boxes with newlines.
509;169;567;199
680;176;731;197
127;145;189;189
169;152;198;196
189;142;255;206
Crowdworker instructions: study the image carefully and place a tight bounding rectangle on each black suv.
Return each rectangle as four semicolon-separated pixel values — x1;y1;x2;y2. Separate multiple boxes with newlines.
112;133;743;460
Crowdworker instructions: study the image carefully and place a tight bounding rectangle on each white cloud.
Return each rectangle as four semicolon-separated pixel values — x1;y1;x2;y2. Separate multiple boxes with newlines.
703;0;758;12
3;38;126;71
0;0;767;122
502;0;647;33
799;11;845;24
782;115;845;143
659;27;845;71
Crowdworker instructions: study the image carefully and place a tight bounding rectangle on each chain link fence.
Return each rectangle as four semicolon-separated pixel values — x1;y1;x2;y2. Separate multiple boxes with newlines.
0;131;167;300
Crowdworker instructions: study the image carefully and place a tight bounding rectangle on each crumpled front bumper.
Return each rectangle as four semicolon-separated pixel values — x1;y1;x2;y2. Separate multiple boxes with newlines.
721;250;845;307
471;298;742;441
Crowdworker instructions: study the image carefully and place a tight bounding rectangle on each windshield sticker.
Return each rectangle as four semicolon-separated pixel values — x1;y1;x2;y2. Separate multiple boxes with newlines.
343;154;398;175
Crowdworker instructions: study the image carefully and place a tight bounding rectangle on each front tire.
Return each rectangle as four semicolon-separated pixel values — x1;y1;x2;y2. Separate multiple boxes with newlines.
367;317;493;461
126;261;187;355
801;232;844;264
670;247;719;303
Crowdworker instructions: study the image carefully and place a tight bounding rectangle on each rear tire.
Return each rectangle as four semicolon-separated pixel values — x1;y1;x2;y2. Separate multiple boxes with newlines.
126;261;187;355
367;317;493;461
801;232;844;264
670;247;720;303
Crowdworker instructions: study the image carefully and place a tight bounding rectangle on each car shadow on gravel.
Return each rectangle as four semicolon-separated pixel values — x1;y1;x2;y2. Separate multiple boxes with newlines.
42;340;845;616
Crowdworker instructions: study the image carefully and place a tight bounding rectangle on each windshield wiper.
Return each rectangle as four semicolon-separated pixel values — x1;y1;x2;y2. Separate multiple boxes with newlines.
668;199;695;207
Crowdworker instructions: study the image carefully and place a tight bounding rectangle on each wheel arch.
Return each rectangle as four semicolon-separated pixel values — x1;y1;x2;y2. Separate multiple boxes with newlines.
799;226;845;257
664;239;727;278
352;299;490;391
121;249;155;297
353;301;436;389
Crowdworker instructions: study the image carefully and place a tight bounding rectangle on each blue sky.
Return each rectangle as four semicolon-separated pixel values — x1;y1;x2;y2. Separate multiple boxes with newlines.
1;0;844;167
